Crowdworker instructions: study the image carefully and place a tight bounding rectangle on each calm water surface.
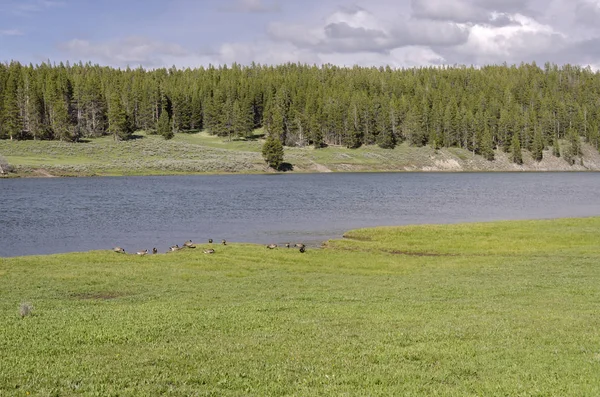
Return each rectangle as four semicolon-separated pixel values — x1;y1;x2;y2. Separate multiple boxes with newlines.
2;172;600;257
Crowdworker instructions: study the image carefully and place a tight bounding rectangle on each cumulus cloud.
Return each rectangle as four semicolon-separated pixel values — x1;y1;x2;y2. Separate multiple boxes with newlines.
52;0;600;69
441;13;565;65
268;7;469;55
59;37;194;67
219;0;280;13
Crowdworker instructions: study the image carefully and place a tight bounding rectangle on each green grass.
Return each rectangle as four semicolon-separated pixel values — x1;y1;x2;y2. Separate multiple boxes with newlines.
2;217;600;395
0;129;536;177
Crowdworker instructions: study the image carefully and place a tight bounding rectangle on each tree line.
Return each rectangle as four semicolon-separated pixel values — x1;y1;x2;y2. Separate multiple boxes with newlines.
1;61;599;163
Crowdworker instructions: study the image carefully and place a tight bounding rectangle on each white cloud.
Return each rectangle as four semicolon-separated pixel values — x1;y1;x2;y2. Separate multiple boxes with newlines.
444;13;566;64
219;0;280;13
14;0;65;15
268;7;470;55
53;0;600;69
59;37;196;67
0;29;24;36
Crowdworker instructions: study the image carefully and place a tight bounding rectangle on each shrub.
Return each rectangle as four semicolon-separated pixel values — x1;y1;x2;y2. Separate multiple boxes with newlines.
19;302;33;318
0;155;13;174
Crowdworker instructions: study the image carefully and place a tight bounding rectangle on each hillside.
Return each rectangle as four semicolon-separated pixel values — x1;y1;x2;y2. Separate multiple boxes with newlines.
1;131;600;178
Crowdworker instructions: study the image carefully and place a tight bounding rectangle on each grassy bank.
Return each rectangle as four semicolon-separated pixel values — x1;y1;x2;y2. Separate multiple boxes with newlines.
2;131;600;177
2;217;600;395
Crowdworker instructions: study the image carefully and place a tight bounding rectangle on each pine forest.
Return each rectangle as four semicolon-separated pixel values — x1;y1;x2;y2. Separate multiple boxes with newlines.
1;61;599;164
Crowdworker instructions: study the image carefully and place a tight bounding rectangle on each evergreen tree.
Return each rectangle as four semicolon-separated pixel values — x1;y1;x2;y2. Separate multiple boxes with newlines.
568;126;581;156
232;99;254;138
531;128;544;162
1;68;21;140
377;127;396;149
108;92;132;141
480;125;495;161
157;106;173;140
51;96;74;141
552;137;561;157
510;133;523;165
262;135;284;170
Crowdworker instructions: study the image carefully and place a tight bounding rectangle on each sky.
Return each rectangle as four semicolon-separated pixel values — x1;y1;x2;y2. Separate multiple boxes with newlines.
1;0;600;69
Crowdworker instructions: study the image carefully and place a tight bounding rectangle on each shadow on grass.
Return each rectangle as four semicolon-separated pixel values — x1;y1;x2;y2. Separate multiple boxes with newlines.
231;133;265;142
279;162;294;172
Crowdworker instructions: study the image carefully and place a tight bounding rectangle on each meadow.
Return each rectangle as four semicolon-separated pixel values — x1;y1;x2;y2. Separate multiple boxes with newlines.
2;217;600;395
1;130;598;177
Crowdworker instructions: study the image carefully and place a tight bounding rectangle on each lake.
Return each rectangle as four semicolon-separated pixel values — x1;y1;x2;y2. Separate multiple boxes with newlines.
2;172;600;257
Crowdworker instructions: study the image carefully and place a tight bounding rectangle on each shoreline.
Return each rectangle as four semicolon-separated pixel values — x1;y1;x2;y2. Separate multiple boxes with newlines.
4;167;600;179
4;215;599;259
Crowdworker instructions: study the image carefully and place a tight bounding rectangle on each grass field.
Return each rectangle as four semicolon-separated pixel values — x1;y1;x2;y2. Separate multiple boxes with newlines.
1;130;597;177
2;217;600;395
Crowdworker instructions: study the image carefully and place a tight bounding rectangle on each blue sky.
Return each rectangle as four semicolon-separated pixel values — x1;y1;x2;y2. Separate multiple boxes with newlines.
2;0;600;68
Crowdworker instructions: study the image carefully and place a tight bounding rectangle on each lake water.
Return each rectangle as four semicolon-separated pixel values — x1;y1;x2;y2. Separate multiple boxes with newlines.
2;172;600;257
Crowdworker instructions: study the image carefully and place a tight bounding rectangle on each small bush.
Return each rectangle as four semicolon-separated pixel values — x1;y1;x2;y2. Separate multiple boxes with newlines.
19;302;33;318
0;155;13;174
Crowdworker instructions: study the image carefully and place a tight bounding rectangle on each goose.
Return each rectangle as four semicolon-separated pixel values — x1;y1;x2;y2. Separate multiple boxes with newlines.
299;246;306;253
295;243;306;249
169;245;181;252
285;243;290;248
266;244;278;249
222;239;227;246
113;247;125;254
208;239;213;244
152;248;158;254
183;240;196;248
203;248;215;254
137;249;148;256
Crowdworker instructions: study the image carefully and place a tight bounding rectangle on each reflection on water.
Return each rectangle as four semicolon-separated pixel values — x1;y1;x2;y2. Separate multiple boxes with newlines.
2;172;600;257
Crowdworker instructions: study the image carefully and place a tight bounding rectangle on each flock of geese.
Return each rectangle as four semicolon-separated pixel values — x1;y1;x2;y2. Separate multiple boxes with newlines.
113;239;306;256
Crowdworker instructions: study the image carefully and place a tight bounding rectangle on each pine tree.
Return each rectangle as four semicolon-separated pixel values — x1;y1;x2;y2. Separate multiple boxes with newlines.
108;92;132;141
345;101;362;148
531;128;544;162
1;69;21;140
568;126;581;156
377;127;396;149
269;104;285;143
480;125;495;161
510;133;523;165
157;106;173;140
51;96;74;141
552;137;561;157
232;99;254;138
262;135;284;170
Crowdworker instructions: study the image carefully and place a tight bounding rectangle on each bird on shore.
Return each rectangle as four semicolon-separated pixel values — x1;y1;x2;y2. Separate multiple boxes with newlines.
152;248;158;254
285;243;290;248
222;239;227;245
113;247;125;254
137;249;148;256
208;239;213;244
266;244;278;249
203;248;215;254
183;240;196;248
169;245;181;252
295;243;306;249
299;246;306;253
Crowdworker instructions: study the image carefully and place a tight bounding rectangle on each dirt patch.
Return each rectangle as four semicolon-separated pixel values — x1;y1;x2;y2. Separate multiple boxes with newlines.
70;292;126;300
311;161;333;173
34;168;57;178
